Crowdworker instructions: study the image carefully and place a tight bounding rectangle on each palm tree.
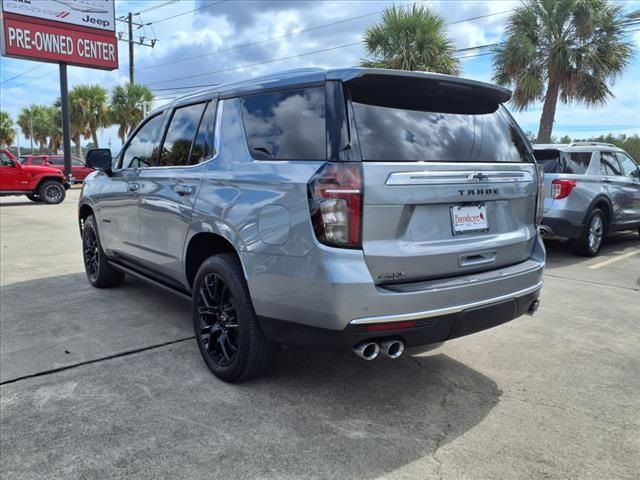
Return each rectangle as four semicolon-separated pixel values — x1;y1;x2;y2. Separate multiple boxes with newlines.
17;106;35;152
492;0;634;143
0;111;15;147
68;85;111;148
361;5;460;75
17;105;54;153
111;82;153;144
54;99;86;157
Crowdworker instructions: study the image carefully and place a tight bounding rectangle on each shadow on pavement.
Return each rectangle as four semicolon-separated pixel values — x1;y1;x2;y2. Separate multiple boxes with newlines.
1;271;502;479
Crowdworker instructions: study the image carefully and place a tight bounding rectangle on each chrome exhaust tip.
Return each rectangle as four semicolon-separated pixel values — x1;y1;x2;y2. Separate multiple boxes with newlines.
527;299;541;316
353;342;380;361
380;339;405;359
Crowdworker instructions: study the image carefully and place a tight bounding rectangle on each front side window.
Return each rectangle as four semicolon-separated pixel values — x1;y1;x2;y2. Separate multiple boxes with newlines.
600;152;622;176
159;103;207;167
240;87;326;160
121;114;164;169
0;152;14;166
616;152;640;179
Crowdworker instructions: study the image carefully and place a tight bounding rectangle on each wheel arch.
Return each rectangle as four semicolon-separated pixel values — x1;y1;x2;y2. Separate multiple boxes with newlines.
584;196;613;232
78;203;95;234
35;176;66;191
185;232;243;290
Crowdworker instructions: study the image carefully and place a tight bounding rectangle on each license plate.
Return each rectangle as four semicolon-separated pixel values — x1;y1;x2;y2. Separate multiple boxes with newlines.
451;204;488;235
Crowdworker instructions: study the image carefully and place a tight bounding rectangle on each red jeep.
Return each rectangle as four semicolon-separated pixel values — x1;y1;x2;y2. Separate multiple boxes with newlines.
19;154;95;183
0;149;69;204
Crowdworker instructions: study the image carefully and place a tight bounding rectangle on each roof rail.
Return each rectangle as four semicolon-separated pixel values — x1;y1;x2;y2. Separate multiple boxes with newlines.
569;142;616;147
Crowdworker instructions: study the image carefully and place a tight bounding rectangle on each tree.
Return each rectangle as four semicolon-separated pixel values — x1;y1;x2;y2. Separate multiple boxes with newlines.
493;0;633;143
68;85;111;148
361;5;460;75
0;111;15;147
111;82;153;144
54;98;87;157
17;105;52;153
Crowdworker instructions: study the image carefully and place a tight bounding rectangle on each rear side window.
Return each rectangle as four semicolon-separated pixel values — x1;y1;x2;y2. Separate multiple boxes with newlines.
600;152;622;176
122;114;164;169
159;103;207;167
48;157;64;166
240;87;326;160
191;102;216;164
534;150;591;174
350;92;529;163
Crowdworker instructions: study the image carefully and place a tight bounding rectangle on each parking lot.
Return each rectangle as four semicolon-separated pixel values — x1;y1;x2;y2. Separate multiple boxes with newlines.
1;189;638;479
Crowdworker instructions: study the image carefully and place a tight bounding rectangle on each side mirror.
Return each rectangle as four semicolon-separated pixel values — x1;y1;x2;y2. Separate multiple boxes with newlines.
86;148;113;172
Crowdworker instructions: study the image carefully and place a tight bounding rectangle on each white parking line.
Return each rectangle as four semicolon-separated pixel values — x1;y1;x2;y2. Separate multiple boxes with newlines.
588;249;640;269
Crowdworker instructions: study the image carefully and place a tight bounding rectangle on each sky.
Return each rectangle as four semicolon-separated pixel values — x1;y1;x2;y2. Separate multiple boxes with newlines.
1;0;639;151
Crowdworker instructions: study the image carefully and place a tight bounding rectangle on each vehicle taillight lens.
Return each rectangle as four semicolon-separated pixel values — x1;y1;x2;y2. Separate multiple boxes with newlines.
551;179;576;200
308;162;362;248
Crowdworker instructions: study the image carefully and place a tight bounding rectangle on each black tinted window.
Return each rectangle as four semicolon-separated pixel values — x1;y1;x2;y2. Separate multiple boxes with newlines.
240;87;326;160
352;102;529;162
600;152;622;176
49;157;64;165
191;102;216;164
122;114;164;169
159;103;207;167
0;153;14;166
534;150;591;174
31;157;46;165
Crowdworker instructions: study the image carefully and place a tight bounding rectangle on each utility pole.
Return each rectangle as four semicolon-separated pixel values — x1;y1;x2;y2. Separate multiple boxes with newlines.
128;12;134;84
119;13;157;85
29;112;33;153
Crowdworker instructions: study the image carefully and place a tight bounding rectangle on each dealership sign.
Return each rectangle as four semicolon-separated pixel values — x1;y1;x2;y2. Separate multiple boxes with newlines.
1;0;117;70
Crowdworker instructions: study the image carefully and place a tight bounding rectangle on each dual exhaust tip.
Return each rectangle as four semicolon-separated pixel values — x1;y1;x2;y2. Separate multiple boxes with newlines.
353;339;405;360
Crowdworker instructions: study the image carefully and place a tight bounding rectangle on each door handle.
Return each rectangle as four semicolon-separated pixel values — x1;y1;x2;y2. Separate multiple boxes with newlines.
602;178;612;184
173;184;193;196
127;182;139;192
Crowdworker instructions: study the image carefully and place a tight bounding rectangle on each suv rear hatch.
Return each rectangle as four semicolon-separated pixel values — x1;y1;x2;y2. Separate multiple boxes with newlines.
345;73;538;284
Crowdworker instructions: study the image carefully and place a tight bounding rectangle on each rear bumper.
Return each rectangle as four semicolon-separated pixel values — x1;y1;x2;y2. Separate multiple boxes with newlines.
260;288;541;351
541;216;583;239
247;235;545;336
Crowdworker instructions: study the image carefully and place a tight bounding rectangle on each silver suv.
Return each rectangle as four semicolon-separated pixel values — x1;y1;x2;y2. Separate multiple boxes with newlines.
534;142;640;256
79;68;545;382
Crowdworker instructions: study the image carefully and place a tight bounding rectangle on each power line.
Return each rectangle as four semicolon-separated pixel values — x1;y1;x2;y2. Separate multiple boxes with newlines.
135;0;179;15
0;64;45;85
138;6;512;72
143;0;227;25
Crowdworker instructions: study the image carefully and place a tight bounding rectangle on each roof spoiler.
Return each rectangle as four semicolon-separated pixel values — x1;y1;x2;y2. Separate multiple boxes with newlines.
330;68;512;104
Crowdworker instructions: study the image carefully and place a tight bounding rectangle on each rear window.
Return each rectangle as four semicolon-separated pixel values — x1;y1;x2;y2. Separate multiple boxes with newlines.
534;150;591;174
349;90;529;163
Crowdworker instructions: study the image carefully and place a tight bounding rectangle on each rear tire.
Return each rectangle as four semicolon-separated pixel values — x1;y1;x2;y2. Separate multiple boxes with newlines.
572;208;606;257
38;180;66;204
192;254;278;383
26;194;41;202
82;215;125;288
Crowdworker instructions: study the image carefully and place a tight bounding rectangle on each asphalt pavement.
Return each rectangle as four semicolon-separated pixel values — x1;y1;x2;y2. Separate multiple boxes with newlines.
1;190;639;479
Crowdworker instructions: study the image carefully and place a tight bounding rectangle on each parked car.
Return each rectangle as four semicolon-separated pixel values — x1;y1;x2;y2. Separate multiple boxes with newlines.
19;154;95;183
79;68;545;382
0;149;69;204
534;142;640;256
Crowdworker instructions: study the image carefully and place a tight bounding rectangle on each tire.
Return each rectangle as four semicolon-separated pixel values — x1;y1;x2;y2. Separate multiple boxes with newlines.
572;208;606;257
26;194;42;202
192;253;278;383
38;180;66;204
82;215;125;288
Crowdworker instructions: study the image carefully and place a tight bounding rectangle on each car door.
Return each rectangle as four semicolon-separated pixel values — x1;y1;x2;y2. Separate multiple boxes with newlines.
137;100;216;281
0;152;21;190
97;112;166;258
615;152;640;223
598;151;628;225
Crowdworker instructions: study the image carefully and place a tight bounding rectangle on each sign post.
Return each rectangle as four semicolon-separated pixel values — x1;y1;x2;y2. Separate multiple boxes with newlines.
1;0;118;179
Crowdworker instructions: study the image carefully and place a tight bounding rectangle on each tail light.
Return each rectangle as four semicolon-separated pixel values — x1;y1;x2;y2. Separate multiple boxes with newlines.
308;162;362;248
551;179;576;200
535;164;544;225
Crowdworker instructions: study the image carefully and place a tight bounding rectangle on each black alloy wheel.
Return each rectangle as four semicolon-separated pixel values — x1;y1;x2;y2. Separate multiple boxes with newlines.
39;181;66;204
81;215;125;288
196;273;239;368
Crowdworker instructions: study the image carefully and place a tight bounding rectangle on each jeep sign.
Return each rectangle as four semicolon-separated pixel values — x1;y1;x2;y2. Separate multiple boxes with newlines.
0;0;117;70
1;0;115;32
